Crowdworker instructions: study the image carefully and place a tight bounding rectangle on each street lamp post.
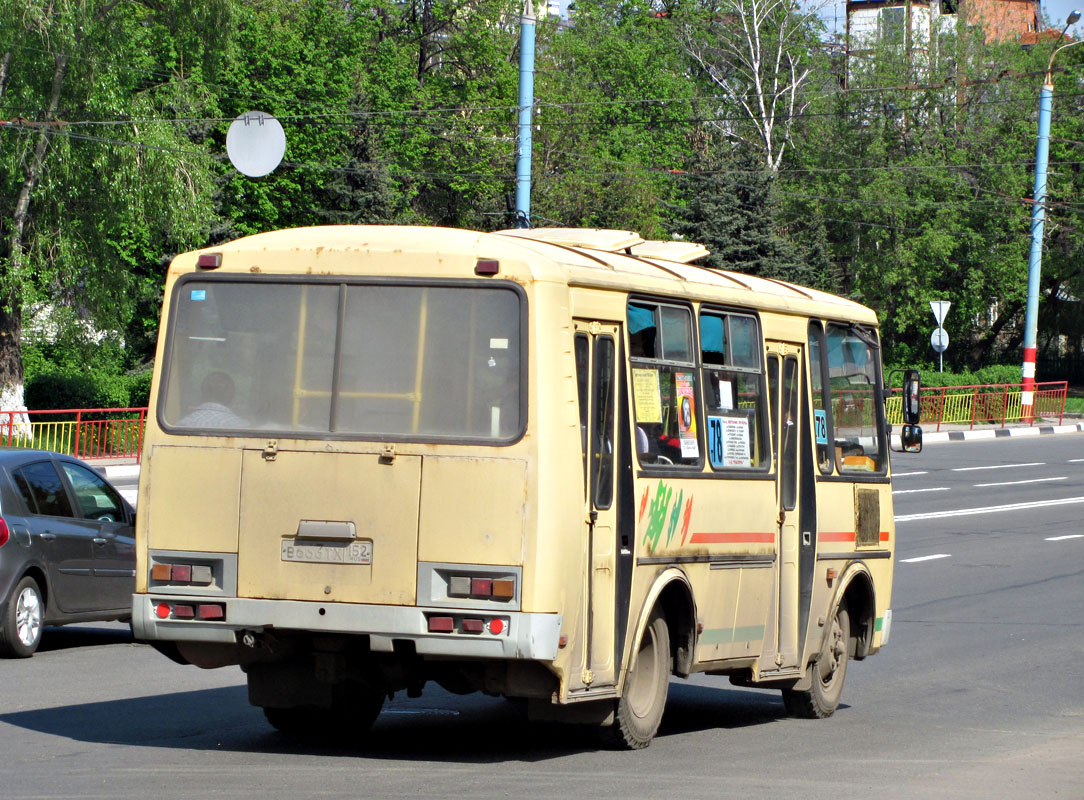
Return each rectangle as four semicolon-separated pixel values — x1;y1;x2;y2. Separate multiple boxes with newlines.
1022;10;1081;420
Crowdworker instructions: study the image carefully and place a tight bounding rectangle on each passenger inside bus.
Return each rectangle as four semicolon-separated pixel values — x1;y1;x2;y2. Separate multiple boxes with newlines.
178;371;247;429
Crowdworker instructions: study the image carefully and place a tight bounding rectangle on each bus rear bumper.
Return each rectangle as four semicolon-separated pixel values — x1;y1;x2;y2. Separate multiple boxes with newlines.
132;594;562;662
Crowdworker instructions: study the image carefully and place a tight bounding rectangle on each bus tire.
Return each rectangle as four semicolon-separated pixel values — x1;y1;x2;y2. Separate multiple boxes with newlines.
263;684;384;740
611;608;670;749
0;576;45;658
782;604;850;719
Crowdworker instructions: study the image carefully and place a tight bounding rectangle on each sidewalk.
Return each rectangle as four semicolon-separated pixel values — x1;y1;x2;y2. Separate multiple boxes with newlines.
85;456;140;479
902;415;1084;446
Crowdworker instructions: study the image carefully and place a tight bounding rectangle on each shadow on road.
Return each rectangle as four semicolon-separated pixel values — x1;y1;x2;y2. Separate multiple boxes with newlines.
37;625;134;653
0;680;792;762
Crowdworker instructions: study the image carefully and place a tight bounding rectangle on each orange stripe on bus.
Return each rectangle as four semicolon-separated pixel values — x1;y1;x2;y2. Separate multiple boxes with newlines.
820;531;891;543
820;531;856;542
688;532;775;544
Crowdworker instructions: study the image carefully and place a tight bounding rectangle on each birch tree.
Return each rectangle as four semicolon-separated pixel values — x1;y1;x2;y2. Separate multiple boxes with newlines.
681;0;822;173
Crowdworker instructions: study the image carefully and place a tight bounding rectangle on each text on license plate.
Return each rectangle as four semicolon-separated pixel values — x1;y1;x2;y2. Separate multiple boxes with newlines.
281;540;373;565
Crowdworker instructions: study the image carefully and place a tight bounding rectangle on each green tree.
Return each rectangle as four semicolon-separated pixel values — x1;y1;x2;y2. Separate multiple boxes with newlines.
0;0;228;410
529;1;696;234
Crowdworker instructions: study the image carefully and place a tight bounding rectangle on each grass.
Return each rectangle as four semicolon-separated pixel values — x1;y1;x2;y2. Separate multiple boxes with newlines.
1063;392;1084;416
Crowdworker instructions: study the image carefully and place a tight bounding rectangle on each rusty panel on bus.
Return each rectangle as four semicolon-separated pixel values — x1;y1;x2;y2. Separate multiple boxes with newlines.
236;449;421;605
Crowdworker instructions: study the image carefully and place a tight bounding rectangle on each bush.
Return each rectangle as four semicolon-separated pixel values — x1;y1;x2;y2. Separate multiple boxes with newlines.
25;370;142;411
893;364;1023;389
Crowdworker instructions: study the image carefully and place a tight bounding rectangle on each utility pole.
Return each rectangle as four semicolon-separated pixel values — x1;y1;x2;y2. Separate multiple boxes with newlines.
514;0;536;228
1022;10;1081;420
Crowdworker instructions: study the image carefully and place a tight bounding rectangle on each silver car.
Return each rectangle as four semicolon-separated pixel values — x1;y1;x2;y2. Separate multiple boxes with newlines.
0;450;135;657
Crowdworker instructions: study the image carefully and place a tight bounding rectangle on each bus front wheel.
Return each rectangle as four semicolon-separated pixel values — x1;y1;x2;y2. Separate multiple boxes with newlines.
611;608;670;749
782;605;850;719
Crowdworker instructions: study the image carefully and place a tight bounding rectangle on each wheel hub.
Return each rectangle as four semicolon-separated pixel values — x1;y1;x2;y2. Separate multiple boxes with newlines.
15;587;42;648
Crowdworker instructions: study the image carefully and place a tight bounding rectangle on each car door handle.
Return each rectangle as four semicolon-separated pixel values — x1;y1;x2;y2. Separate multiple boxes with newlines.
93;537;108;545
40;532;56;541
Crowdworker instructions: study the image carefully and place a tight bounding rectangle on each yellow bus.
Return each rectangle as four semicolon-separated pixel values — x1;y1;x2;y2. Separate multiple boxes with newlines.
132;225;921;748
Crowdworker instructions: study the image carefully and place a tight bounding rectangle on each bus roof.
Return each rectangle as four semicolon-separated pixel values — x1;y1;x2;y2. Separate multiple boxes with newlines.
189;225;878;325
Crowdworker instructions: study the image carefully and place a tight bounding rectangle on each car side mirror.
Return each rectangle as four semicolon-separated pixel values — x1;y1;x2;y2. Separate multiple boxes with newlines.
900;423;922;453
902;369;921;425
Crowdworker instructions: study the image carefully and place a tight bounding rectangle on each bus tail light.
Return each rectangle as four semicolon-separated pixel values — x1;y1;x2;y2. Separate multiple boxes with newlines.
151;562;214;586
428;616;454;632
197;253;222;270
427;614;508;636
197;604;225;620
153;600;226;622
447;573;515;601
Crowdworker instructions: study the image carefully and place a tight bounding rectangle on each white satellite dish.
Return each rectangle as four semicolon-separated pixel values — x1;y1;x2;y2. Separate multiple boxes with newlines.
226;111;286;177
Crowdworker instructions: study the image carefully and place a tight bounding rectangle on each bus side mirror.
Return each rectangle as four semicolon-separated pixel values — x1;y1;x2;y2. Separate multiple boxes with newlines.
900;423;922;453
902;369;921;425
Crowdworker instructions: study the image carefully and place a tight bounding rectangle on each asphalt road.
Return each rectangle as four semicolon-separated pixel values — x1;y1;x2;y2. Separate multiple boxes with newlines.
3;433;1082;799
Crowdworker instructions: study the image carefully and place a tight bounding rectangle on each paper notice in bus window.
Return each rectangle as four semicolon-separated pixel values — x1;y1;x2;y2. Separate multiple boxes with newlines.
490;338;509;349
707;415;750;468
632;369;662;423
676;372;699;458
719;379;734;410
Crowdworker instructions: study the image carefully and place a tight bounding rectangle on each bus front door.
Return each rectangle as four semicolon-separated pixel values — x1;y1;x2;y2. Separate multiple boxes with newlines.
766;344;803;672
571;321;620;692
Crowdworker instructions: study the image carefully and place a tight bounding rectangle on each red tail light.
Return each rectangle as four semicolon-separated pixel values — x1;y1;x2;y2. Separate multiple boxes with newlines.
0;518;8;547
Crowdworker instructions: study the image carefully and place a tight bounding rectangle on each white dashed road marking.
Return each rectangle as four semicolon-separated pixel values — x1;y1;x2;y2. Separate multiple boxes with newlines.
892;487;951;495
895;496;1084;522
951;462;1045;472
900;554;952;563
973;477;1067;488
1045;534;1084;541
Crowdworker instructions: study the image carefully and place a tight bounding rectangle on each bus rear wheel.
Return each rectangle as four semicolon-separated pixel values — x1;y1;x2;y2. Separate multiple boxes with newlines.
782;605;850;719
611;608;670;749
263;684;385;741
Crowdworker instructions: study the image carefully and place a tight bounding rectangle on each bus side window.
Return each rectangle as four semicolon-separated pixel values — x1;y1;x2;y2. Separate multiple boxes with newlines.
824;323;885;474
700;310;769;470
628;301;701;467
808;321;835;474
574;333;590;496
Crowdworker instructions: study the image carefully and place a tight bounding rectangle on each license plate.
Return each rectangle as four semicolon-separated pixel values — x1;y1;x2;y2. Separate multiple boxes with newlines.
281;539;373;565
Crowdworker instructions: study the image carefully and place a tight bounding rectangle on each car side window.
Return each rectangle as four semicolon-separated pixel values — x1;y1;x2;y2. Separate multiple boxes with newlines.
59;463;126;522
13;462;76;518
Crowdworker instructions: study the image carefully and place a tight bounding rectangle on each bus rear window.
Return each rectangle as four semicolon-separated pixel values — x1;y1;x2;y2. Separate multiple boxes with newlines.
160;280;524;442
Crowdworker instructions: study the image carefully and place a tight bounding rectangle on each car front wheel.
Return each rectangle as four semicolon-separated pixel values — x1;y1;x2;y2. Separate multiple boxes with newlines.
0;576;45;658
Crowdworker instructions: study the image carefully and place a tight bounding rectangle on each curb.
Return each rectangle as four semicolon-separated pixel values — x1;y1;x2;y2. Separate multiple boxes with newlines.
99;464;141;479
902;421;1084;446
